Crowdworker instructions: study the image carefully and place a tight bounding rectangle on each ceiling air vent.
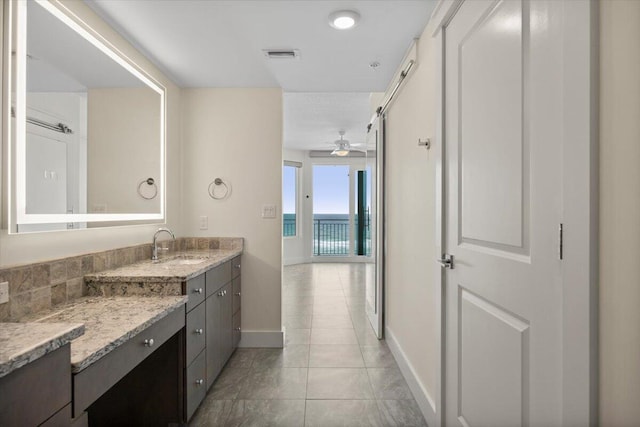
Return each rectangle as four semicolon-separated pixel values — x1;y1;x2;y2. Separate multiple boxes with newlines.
263;49;300;59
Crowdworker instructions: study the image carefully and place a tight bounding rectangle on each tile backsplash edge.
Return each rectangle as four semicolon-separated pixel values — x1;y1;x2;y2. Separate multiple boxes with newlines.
0;237;243;322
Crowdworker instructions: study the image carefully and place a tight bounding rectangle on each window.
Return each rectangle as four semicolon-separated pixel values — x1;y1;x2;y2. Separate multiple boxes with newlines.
283;164;298;237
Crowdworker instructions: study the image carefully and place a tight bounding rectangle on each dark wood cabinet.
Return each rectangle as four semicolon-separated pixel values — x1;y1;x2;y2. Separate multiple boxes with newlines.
0;344;71;427
184;255;241;420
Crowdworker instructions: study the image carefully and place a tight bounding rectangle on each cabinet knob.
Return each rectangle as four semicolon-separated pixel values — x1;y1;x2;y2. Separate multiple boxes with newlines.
218;291;223;297
193;288;203;294
235;327;241;332
235;264;241;269
224;290;228;296
195;379;204;386
234;292;241;296
144;338;155;347
195;328;204;335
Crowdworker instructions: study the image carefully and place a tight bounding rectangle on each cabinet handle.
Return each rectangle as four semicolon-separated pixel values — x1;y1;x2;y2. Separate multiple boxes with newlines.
195;379;204;386
234;292;241;296
195;328;204;335
144;338;155;347
193;288;203;294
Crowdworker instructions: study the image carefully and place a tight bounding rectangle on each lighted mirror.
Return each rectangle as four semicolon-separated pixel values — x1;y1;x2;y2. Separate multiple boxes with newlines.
6;0;165;232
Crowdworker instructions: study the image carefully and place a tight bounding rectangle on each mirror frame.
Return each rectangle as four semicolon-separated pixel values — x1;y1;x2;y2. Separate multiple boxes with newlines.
4;0;166;232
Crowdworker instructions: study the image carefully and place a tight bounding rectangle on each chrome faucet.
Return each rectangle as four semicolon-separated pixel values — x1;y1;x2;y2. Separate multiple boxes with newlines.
152;228;176;262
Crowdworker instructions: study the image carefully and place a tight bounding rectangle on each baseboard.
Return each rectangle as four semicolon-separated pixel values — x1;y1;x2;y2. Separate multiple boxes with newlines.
386;326;438;427
283;257;308;266
238;330;284;348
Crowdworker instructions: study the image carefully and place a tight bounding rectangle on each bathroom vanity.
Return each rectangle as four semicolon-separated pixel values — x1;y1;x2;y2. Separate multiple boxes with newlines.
85;248;243;422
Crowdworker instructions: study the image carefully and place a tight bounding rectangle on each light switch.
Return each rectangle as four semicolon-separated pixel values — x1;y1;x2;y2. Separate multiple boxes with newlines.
262;204;277;219
199;215;208;230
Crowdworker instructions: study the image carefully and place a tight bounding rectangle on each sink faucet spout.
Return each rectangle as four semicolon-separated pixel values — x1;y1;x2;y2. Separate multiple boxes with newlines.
152;228;176;262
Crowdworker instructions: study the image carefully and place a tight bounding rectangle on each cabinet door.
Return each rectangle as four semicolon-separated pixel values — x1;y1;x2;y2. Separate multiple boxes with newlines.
205;294;222;389
221;282;234;362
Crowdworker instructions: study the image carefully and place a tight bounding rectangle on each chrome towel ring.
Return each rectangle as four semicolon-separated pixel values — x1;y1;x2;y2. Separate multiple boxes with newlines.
208;178;230;200
137;177;158;200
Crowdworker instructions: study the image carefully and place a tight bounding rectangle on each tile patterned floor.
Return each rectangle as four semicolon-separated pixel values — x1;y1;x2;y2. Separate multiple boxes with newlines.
190;263;427;427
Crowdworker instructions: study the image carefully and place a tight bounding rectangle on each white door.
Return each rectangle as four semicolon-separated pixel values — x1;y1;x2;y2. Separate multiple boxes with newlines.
443;0;564;425
366;116;383;338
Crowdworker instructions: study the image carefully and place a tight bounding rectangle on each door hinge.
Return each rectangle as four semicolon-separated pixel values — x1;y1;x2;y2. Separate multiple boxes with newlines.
558;223;564;260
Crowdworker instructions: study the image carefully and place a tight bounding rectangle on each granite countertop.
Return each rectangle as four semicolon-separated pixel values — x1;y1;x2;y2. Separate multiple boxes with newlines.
21;295;187;373
85;249;242;284
0;322;85;378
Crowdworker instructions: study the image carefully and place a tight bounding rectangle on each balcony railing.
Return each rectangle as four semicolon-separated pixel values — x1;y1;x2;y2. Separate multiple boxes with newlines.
313;215;370;256
283;217;296;237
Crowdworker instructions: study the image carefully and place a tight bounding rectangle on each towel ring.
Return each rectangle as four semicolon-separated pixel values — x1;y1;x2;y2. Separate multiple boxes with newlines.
137;177;158;200
208;178;230;200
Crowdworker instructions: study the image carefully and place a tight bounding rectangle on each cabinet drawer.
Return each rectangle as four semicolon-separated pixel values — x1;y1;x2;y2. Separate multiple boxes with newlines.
185;274;206;312
186;302;206;365
231;256;241;278
40;403;71;427
206;262;231;297
185;350;206;421
0;344;71;427
233;310;241;349
73;305;185;416
232;277;241;314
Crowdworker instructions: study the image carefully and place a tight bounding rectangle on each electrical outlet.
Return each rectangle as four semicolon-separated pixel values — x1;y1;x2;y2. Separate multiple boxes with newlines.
199;215;208;230
0;281;8;304
261;204;277;219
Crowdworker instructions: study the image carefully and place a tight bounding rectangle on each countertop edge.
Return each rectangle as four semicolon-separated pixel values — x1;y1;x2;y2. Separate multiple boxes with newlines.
0;323;85;379
71;295;187;373
84;249;242;283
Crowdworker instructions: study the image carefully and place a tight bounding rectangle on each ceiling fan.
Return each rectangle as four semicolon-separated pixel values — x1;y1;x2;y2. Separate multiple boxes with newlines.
330;131;365;156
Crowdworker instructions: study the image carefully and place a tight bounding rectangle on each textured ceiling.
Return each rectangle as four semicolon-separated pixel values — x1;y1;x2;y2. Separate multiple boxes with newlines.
284;92;375;150
83;0;435;151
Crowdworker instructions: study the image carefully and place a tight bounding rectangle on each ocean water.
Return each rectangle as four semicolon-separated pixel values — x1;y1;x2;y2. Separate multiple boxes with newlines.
283;213;370;256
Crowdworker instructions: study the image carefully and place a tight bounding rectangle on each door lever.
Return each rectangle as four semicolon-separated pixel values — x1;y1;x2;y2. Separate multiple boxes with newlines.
436;254;454;269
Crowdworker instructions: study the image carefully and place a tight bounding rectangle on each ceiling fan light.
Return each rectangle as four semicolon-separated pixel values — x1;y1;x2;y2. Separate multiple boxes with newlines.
329;10;360;30
331;148;350;156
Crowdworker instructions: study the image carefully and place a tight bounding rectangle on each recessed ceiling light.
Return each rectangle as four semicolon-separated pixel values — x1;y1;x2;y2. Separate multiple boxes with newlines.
328;10;360;30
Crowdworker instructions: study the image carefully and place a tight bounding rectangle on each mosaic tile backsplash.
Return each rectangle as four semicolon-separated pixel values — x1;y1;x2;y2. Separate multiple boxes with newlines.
0;237;241;322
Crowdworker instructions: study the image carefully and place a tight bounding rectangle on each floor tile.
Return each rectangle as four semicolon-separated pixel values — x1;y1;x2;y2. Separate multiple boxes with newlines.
305;400;384;427
225;400;305;427
237;368;307;399
285;328;311;345
376;400;427;426
284;314;312;329
206;367;250;400
307;368;374;399
361;346;397;368
312;315;354;329
309;345;364;368
310;328;359;345
227;348;258;369
367;368;414;400
189;399;233;426
252;345;309;369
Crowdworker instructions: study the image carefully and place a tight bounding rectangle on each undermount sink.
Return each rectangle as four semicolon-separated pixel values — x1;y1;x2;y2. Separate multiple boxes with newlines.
157;255;208;266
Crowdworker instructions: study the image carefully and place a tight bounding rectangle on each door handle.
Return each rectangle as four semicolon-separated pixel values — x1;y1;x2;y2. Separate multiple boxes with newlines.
436;254;454;269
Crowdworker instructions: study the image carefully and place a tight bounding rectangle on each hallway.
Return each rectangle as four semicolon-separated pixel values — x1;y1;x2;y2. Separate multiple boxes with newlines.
190;263;426;426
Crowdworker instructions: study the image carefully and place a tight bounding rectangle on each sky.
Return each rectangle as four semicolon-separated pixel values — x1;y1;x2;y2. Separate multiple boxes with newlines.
312;165;350;214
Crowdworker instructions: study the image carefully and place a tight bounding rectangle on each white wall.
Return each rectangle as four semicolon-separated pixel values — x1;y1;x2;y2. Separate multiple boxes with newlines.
599;1;640;424
0;0;183;267
181;88;283;342
384;22;438;418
